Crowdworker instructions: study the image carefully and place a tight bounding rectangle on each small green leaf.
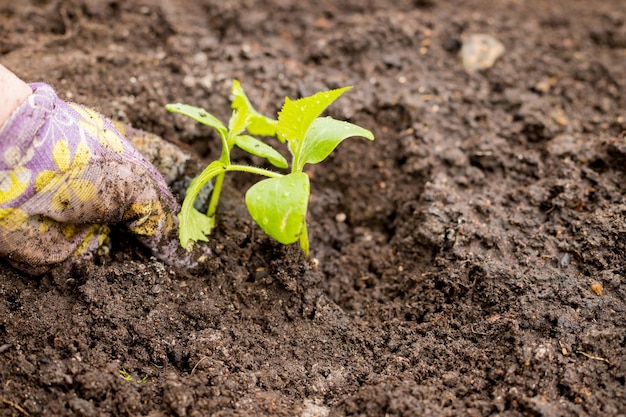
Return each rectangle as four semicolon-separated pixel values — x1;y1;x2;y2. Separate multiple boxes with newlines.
228;106;250;140
231;80;277;137
166;103;228;140
178;207;214;248
248;113;278;137
297;117;374;170
245;173;310;245
234;135;288;169
277;86;352;151
178;161;227;249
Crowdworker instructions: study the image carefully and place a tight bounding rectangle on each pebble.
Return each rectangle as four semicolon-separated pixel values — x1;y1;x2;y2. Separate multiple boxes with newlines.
590;282;603;296
460;34;505;73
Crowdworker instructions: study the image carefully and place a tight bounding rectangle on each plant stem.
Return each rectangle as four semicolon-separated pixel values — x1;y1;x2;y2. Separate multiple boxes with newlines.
299;222;309;256
206;173;225;217
206;164;282;218
226;164;284;178
206;144;231;217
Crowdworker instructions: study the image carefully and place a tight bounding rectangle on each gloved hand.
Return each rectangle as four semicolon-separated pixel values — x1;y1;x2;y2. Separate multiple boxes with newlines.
0;82;203;275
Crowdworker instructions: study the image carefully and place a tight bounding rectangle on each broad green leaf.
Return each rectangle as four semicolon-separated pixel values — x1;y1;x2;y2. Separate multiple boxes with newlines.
178;161;227;249
166;103;228;140
231;80;277;137
297;117;375;170
234;135;288;169
245;172;310;245
276;86;352;152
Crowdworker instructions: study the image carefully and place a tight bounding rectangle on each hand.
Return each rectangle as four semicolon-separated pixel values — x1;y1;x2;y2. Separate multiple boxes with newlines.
0;81;204;275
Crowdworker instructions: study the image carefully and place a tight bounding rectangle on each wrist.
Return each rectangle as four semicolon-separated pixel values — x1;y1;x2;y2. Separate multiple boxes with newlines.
0;64;33;128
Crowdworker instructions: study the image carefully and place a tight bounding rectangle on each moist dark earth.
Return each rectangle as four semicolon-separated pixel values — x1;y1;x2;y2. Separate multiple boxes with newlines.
1;0;625;416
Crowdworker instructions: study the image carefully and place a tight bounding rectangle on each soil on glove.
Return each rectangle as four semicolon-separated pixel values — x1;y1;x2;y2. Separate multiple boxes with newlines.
1;0;625;416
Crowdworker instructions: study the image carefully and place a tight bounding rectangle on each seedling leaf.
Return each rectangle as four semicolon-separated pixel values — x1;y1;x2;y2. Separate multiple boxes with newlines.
232;80;277;136
179;206;214;248
245;173;310;245
178;160;227;248
166;103;228;140
228;105;250;140
299;116;375;169
234;135;288;169
276;86;352;152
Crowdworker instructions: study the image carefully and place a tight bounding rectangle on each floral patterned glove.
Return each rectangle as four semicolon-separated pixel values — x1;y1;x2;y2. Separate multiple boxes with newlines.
0;83;201;275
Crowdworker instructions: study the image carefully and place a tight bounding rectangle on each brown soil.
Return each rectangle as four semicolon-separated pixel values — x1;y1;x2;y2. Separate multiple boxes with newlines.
1;0;625;416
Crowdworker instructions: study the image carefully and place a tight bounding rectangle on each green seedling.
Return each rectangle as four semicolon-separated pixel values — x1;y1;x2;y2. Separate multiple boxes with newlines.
118;368;133;381
166;80;374;255
118;368;149;383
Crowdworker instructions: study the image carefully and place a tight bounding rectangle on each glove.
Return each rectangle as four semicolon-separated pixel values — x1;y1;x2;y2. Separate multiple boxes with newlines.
0;82;202;275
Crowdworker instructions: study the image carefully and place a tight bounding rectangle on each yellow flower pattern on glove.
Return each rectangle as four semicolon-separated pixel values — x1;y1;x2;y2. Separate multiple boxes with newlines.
123;200;173;238
0;207;29;232
34;138;96;212
0;145;34;205
69;103;125;153
0;169;30;205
